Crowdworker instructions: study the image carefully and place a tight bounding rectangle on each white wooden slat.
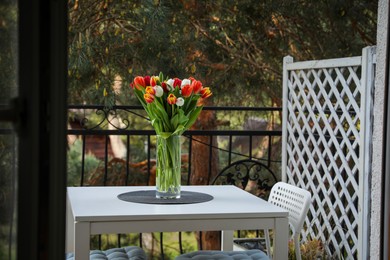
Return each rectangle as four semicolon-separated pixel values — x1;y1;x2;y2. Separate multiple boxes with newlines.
358;46;376;260
286;56;362;70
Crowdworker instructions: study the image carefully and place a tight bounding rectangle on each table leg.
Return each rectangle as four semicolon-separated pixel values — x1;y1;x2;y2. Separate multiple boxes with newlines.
65;196;73;253
74;221;90;260
221;230;234;251
273;217;289;260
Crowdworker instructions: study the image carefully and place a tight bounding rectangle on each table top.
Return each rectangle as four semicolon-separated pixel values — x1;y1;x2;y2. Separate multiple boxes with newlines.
67;185;288;222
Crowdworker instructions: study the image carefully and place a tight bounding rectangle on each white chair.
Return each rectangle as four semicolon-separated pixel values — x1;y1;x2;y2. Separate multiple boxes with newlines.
234;182;311;260
266;182;312;260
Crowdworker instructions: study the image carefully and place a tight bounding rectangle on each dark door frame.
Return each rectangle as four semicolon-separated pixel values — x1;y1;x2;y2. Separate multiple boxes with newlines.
18;1;68;259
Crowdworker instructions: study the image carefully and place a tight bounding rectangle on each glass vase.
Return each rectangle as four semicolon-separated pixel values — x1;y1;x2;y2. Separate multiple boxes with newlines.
155;135;181;199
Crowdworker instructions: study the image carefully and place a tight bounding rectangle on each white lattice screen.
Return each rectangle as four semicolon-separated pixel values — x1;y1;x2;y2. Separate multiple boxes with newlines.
281;46;376;259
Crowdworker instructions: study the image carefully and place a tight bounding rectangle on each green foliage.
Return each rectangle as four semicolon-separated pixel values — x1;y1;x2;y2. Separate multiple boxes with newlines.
68;0;377;107
288;238;328;260
67;139;102;186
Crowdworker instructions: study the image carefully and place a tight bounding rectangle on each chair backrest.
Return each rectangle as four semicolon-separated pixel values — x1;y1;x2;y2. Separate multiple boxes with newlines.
211;159;278;199
268;182;311;236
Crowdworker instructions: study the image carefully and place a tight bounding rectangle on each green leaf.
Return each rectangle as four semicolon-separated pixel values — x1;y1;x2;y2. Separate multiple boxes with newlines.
159;71;164;82
185;106;203;129
172;125;185;136
184;97;199;115
159;132;173;139
153;101;171;131
170;113;179;129
177;109;189;126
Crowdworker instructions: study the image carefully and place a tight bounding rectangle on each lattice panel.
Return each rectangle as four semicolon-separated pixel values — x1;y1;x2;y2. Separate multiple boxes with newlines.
282;47;375;259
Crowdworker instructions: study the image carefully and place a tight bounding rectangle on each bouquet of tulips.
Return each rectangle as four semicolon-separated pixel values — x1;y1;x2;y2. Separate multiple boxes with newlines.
131;72;212;138
131;72;212;198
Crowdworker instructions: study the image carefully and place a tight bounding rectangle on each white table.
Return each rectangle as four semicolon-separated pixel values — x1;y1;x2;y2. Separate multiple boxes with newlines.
66;185;289;259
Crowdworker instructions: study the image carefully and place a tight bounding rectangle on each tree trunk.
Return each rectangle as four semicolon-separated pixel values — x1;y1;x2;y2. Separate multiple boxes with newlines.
190;100;221;250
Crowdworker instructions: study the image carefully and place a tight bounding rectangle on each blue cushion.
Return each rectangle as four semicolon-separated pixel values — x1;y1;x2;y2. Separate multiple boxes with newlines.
65;246;147;260
175;249;269;260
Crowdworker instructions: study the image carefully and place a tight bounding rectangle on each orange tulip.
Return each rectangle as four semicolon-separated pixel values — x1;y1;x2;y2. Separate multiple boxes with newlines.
145;86;155;95
144;93;155;103
167;93;177;105
200;87;212;99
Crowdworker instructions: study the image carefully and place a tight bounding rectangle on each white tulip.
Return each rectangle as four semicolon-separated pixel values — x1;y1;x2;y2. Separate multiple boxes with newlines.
166;79;174;88
154;85;164;97
176;97;185;106
181;79;191;88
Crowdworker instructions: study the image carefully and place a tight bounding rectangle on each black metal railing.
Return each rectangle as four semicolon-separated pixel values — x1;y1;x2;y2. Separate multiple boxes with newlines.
67;105;283;259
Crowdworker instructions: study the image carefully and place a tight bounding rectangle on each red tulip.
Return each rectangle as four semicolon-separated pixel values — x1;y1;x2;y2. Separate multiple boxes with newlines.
133;76;146;90
173;78;182;88
144;76;151;86
191;80;203;94
161;82;169;92
181;84;193;97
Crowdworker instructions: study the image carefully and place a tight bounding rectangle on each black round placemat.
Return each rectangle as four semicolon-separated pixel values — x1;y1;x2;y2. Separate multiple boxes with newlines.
117;190;213;204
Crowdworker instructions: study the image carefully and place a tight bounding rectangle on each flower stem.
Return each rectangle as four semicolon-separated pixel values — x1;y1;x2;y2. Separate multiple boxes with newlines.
156;135;181;199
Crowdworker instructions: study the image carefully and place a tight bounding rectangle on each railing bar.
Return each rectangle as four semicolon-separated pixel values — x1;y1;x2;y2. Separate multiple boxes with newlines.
207;135;213;184
202;106;282;111
126;135;130;185
268;135;272;168
103;135;108;185
68;129;282;136
67;104;283;112
187;135;192;185
188;130;283;136
179;232;183;254
80;134;86;186
228;135;232;165
249;135;253;159
98;235;102;250
139;233;143;248
160;232;164;260
199;231;203;250
117;234;121;248
186;135;281;163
